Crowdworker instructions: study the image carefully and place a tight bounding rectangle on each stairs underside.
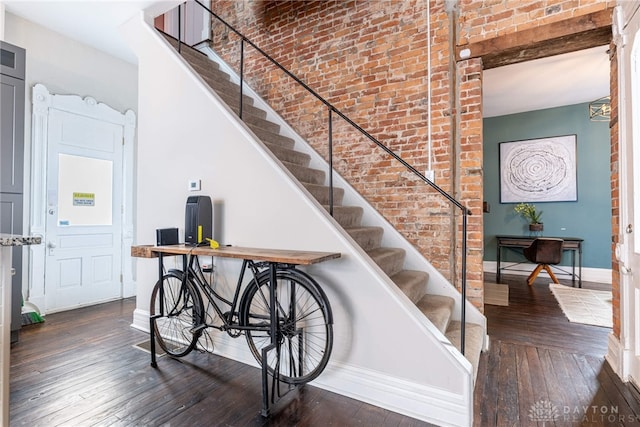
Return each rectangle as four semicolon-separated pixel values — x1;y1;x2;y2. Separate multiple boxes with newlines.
164;35;484;377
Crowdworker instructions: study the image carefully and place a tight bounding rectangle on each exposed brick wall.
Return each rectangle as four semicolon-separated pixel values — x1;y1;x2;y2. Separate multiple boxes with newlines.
609;39;620;338
207;0;616;314
456;57;484;303
210;0;464;288
458;0;615;45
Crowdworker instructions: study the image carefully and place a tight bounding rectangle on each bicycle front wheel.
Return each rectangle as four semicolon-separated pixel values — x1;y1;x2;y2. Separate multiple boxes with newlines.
239;269;333;384
150;271;203;358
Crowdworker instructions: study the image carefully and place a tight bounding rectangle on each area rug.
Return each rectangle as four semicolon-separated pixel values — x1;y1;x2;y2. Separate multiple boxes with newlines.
549;284;612;328
485;283;509;306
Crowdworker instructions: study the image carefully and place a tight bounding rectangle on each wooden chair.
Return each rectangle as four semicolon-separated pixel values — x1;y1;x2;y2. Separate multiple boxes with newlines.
523;238;564;285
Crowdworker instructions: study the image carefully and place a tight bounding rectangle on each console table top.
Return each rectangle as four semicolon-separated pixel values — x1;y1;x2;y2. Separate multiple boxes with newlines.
131;244;341;265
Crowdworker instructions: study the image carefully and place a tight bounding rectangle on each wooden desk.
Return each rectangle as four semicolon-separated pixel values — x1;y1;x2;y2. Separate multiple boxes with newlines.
496;235;583;287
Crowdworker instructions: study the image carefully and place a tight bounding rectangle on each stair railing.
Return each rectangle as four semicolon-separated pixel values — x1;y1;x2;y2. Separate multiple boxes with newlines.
175;1;472;355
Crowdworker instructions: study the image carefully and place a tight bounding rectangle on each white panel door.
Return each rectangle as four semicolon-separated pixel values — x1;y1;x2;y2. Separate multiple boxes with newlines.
618;2;640;386
44;109;123;312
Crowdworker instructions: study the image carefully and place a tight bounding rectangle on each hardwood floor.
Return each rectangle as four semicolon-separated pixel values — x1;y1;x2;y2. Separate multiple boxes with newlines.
477;273;640;426
9;299;430;426
9;274;640;426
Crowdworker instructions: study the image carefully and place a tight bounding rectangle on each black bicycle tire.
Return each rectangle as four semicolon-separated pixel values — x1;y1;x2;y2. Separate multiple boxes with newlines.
239;269;333;384
150;271;204;358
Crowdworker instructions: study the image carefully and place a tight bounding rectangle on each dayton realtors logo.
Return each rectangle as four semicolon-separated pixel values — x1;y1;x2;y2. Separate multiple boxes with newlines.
529;400;559;424
529;400;640;424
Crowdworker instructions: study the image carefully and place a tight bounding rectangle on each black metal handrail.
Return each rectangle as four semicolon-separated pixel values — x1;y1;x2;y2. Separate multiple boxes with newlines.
175;1;471;354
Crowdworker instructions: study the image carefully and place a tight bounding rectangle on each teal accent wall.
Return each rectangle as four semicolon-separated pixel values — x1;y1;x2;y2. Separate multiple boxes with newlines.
483;102;611;269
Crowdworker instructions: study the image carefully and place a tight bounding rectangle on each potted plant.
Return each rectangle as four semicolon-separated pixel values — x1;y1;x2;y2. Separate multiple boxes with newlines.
514;203;543;232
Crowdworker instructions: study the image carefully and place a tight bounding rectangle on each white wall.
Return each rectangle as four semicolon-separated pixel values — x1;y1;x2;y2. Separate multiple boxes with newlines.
3;12;138;300
0;2;5;40
122;12;475;426
4;12;137;113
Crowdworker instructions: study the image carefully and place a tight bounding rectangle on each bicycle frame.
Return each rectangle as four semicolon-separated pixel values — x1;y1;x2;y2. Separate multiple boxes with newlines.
179;253;293;336
144;244;338;416
174;254;258;338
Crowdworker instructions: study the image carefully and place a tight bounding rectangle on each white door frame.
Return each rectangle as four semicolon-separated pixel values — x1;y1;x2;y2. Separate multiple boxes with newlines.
609;3;640;382
29;84;136;314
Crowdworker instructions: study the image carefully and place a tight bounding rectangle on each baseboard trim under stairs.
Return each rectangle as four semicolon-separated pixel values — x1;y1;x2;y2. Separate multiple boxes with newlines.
151;30;487;426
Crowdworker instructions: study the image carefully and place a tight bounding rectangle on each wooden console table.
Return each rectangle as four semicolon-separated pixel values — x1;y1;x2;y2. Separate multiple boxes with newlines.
496;235;583;287
132;243;340;416
131;244;340;264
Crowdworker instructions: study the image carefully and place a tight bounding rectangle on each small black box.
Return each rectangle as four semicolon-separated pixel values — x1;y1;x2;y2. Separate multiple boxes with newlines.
185;196;212;244
156;228;179;246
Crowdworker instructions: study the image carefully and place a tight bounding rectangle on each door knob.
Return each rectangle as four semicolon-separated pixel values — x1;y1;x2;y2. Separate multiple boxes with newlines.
47;241;57;249
48;208;55;215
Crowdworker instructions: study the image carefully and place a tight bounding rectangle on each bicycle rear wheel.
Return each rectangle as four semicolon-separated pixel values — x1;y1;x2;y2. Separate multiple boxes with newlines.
240;269;333;384
150;271;203;358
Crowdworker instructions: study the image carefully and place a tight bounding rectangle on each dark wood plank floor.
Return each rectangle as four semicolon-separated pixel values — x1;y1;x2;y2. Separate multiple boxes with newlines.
10;273;640;426
477;273;640;426
9;299;431;426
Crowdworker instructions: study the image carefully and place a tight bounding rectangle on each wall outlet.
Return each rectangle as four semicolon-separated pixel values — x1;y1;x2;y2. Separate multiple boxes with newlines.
425;170;435;183
188;179;201;191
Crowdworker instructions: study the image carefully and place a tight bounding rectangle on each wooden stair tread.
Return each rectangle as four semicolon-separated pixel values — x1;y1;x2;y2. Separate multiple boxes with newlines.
445;321;484;381
416;294;454;333
345;226;383;251
392;270;429;304
367;247;405;277
268;143;311;167
303;182;345;205
281;161;326;185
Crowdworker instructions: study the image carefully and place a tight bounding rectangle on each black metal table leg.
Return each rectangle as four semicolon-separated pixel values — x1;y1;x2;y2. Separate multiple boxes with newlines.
150;253;165;368
578;243;583;288
261;262;279;416
496;242;502;283
571;249;576;287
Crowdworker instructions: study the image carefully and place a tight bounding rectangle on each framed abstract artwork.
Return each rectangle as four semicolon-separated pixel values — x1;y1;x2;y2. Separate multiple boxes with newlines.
499;135;577;203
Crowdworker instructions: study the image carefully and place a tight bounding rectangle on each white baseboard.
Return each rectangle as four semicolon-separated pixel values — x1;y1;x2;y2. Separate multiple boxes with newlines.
606;332;625;380
483;261;612;284
131;308;150;333
313;362;472;427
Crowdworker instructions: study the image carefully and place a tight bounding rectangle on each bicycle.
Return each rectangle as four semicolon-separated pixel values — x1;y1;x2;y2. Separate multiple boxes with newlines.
148;247;335;387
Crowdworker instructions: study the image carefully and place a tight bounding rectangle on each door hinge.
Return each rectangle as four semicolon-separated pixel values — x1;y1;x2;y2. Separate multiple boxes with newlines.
122;136;125;146
120;273;123;283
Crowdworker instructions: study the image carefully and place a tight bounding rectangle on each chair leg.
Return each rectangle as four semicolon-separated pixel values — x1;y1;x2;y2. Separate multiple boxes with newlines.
544;265;560;284
527;264;544;285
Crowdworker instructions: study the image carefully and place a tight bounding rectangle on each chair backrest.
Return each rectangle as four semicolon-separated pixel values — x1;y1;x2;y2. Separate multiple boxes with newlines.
523;238;564;264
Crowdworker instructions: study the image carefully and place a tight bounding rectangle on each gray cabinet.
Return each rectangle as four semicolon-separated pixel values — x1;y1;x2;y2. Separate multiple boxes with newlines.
0;193;23;341
0;41;26;343
1;74;25;194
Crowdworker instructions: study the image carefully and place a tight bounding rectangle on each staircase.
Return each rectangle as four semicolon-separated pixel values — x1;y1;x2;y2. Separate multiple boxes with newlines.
162;35;484;378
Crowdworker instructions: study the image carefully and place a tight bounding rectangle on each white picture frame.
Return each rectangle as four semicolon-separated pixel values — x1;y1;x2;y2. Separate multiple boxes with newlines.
499;135;577;203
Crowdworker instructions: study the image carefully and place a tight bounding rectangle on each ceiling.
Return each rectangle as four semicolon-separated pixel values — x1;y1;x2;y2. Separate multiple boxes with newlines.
2;1;611;118
2;0;171;64
483;45;610;117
